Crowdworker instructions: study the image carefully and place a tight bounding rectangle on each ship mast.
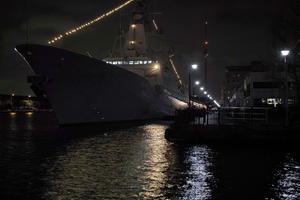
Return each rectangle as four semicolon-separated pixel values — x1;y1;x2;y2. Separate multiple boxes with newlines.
123;0;153;58
204;19;208;88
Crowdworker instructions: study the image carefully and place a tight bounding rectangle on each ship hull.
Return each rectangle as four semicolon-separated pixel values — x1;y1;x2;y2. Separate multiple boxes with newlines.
16;44;185;125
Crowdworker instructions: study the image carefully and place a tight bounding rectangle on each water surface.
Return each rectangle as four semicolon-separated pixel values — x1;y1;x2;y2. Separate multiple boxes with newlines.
0;112;299;199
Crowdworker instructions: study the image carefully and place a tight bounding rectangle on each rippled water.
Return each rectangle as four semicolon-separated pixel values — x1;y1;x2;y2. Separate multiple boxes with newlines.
0;112;299;199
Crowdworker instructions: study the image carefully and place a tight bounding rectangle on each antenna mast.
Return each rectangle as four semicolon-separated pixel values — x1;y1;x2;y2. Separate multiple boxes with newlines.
204;19;208;88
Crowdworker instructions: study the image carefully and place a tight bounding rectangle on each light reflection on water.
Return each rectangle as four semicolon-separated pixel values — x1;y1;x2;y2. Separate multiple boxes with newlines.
0;112;299;199
43;124;172;199
268;154;300;200
181;146;213;200
138;125;169;199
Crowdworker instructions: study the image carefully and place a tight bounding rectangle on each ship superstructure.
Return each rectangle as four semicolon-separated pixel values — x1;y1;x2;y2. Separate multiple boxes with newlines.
103;2;187;101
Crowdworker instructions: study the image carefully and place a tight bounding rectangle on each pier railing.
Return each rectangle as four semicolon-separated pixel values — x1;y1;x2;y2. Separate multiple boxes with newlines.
217;107;271;126
174;107;272;126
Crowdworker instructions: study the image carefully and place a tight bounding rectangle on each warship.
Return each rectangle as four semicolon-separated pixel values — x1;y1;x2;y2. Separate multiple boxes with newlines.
15;0;202;125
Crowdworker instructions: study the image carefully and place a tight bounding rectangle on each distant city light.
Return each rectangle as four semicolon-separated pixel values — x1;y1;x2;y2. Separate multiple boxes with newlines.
204;91;207;94
200;87;204;91
195;81;200;85
281;50;290;57
10;112;16;116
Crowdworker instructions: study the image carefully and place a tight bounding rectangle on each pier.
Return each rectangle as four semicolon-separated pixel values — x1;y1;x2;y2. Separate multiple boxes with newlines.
165;107;300;145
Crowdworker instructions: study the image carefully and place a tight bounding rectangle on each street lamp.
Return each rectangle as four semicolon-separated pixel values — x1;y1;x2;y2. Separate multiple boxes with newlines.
191;64;198;70
200;87;204;91
281;50;290;57
281;49;290;127
195;81;200;85
189;64;198;107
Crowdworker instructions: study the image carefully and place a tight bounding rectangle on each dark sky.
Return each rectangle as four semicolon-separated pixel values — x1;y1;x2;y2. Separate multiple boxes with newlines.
0;0;286;99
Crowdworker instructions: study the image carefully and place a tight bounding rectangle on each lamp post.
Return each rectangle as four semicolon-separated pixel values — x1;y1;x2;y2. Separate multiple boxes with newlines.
28;95;32;110
189;64;198;107
281;49;290;127
11;93;15;109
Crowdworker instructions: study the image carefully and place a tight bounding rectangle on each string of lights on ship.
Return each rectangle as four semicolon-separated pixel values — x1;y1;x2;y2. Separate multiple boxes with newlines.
47;0;135;44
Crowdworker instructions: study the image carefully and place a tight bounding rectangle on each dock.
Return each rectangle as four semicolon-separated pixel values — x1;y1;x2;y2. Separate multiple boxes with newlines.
165;107;300;145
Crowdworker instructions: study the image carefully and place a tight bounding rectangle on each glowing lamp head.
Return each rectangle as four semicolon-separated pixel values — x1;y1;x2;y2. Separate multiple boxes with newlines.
281;50;290;57
200;87;204;91
191;64;198;70
195;81;200;85
204;91;207;95
10;112;16;116
131;24;136;28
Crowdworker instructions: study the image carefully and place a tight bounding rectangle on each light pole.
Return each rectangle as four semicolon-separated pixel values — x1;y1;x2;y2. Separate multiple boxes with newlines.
28;95;32;110
189;64;198;107
11;93;15;109
204;20;208;88
281;49;290;127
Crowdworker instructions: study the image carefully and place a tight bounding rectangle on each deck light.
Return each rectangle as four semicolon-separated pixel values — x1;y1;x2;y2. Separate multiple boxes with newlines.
153;64;160;70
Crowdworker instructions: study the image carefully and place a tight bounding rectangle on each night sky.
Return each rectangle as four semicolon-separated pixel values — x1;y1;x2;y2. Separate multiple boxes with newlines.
0;0;287;99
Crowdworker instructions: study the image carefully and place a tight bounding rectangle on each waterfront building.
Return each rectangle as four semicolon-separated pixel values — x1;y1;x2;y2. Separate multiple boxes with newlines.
222;61;268;106
229;71;296;107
